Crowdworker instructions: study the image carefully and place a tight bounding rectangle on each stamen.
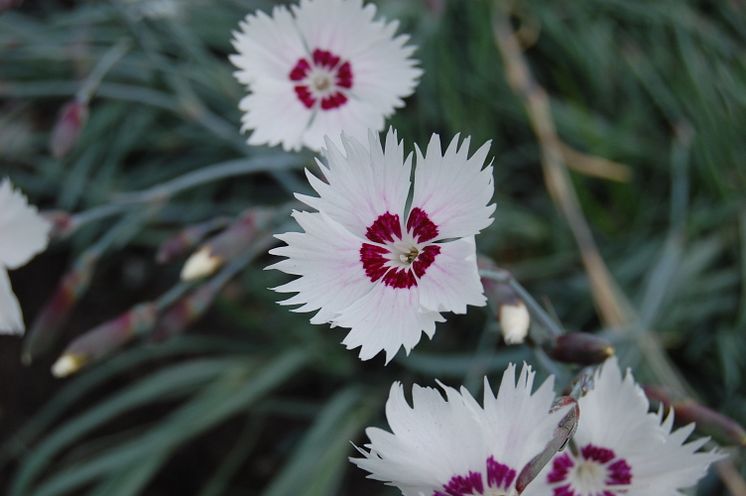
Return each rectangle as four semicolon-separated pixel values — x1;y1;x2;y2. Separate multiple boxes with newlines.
400;247;419;264
313;74;332;92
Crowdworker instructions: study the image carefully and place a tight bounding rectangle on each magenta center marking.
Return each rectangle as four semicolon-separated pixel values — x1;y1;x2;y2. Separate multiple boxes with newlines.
360;209;441;289
289;48;353;110
546;444;633;496
434;456;517;496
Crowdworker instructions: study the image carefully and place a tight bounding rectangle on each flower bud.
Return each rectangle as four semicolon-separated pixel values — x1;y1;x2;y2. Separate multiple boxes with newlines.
153;283;218;341
479;258;531;344
51;353;86;378
545;332;614;366
500;300;530;344
156;217;229;264
179;208;272;281
23;252;96;364
50;100;88;159
42;210;75;240
180;246;222;281
51;302;157;377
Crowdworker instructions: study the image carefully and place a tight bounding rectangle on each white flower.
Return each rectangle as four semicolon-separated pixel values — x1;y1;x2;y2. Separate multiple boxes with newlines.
268;128;495;361
229;0;421;151
351;363;568;496
0;179;50;334
524;357;723;496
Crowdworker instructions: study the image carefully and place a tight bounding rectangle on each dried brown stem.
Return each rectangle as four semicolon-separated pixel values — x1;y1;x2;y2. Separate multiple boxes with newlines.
559;142;632;183
492;3;744;493
491;5;630;327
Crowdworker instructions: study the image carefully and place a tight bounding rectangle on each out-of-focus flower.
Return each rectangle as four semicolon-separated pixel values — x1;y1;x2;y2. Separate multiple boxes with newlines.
269;129;495;361
351;363;569;496
229;0;421;151
0;179;50;334
49;100;88;159
525;357;723;496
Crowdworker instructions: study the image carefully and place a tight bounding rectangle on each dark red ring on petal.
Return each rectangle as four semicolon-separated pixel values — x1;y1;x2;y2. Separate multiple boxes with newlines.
360;211;441;289
289;48;353;111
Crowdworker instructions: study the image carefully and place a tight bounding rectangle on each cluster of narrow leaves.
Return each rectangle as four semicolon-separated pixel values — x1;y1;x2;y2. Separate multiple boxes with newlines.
1;0;745;494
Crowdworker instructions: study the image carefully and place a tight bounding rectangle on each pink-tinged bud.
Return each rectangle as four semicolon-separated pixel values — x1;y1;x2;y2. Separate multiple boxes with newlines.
546;332;614;366
153;283;218;341
51;302;157;377
180;208;273;281
644;386;746;447
516;396;579;493
49;100;88;159
423;0;445;15
0;0;23;12
42;210;75;240
156;217;230;264
22;252;96;364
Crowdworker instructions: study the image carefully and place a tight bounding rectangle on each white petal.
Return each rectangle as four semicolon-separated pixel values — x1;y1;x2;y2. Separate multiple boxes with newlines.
527;357;723;496
416;236;486;314
231;0;420;152
482;363;568;472
337;283;443;363
411;134;495;240
574;356;659;451
298;128;411;238
301;98;384;152
0;266;24;335
351;32;422;116
237;81;312;151
351;365;565;495
268;210;372;325
292;0;421;115
229;5;307;85
0;178;50;269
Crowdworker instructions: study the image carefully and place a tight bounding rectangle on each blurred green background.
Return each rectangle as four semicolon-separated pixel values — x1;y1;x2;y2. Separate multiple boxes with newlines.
1;0;745;494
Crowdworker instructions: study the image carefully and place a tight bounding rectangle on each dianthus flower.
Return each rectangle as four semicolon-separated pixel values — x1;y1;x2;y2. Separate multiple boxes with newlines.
352;363;568;496
269;129;495;361
0;179;50;334
230;0;421;151
525;357;723;496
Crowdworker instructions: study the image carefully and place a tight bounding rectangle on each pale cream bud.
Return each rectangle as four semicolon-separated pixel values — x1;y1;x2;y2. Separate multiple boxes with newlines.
499;301;530;345
51;353;86;378
180;247;222;281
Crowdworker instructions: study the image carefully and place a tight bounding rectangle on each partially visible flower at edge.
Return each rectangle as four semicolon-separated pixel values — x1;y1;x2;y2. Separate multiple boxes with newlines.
524;356;724;496
351;363;569;496
0;178;51;334
229;0;422;151
268;128;495;362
